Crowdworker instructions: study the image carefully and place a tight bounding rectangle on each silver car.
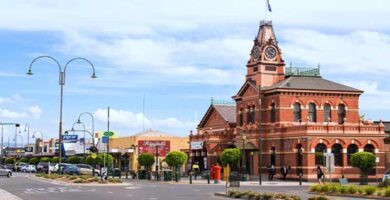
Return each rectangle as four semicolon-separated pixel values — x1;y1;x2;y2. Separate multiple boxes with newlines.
0;165;12;177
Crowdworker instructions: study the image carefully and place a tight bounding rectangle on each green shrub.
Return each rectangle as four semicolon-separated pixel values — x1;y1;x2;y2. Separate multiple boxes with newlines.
357;187;364;194
67;156;81;164
316;196;330;200
5;158;15;164
384;188;390;197
328;184;338;193
310;185;321;192
364;186;376;195
274;193;287;199
51;157;59;163
19;157;29;163
73;179;86;183
289;195;301;200
337;186;348;194
254;193;261;200
247;191;257;199
40;157;51;163
29;158;40;165
319;184;330;193
262;193;274;200
347;185;358;194
69;176;78;180
228;190;237;197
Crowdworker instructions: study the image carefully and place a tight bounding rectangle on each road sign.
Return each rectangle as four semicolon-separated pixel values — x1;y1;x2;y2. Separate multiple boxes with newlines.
91;153;97;159
325;153;335;173
102;136;109;144
62;135;78;143
103;131;114;137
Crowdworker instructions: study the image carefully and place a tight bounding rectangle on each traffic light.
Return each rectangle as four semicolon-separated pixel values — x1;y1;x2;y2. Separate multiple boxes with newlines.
15;124;20;127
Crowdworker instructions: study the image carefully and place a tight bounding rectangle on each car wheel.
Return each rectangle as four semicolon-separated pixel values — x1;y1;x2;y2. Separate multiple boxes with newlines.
7;172;11;178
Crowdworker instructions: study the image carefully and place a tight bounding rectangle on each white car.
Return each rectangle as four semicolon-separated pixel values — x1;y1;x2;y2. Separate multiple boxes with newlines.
20;164;37;173
76;164;100;176
383;170;390;182
0;165;12;177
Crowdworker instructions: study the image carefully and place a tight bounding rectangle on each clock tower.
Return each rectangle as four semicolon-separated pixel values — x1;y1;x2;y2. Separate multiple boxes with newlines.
246;21;285;87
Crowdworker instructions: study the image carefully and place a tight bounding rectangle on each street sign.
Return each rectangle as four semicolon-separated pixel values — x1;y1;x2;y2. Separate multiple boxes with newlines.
325;153;335;173
62;135;78;143
24;147;33;152
91;153;97;159
103;131;114;137
102;136;109;144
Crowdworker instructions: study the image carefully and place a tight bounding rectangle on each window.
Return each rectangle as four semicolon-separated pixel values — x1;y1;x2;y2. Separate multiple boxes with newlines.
293;103;301;122
323;103;331;122
347;144;358;165
239;109;243;126
271;147;276;166
364;144;375;154
308;103;317;122
338;104;346;124
315;143;326;166
331;144;343;166
246;107;250;124
270;103;276;123
249;106;255;124
265;66;276;71
253;66;258;72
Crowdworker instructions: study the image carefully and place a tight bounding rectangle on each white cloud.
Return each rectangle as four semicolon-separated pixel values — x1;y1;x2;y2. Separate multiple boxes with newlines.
93;108;195;134
28;105;42;119
281;29;390;74
0;108;28;119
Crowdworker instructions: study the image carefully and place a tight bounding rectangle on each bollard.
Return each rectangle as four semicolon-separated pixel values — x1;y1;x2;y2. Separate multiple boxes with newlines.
126;171;128;179
189;173;192;184
207;174;210;184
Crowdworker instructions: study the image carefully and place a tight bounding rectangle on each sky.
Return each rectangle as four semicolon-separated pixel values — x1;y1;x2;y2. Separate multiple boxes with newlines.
0;0;389;142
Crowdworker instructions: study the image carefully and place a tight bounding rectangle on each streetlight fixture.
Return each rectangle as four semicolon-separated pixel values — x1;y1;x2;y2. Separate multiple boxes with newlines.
77;112;95;147
32;130;44;156
24;123;30;145
258;86;263;185
27;56;97;171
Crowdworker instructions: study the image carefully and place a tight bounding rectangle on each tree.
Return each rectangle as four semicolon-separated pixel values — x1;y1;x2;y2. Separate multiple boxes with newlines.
29;158;40;165
5;158;15;165
137;153;155;171
19;157;30;163
84;154;113;168
351;152;376;185
51;157;59;163
165;151;188;182
40;157;51;163
220;148;242;167
68;156;81;164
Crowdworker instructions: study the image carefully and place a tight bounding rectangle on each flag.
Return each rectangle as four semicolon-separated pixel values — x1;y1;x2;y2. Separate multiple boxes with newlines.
267;0;272;12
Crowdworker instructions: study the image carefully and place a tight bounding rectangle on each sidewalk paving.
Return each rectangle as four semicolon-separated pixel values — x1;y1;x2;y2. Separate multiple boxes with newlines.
0;188;22;200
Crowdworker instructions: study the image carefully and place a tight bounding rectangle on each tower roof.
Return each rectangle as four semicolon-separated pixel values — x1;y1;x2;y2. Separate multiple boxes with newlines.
255;20;278;50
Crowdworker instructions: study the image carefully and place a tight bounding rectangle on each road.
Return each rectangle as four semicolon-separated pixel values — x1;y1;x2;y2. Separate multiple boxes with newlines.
0;173;365;200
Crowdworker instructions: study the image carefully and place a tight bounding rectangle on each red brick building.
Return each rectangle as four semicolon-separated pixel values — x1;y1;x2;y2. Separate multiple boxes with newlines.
189;21;386;181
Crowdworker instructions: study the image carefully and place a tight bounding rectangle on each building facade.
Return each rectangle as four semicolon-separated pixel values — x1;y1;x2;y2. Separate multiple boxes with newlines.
190;21;386;181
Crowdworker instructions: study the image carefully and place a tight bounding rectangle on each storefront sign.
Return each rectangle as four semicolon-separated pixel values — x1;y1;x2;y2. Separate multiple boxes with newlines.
24;147;33;152
190;141;204;150
138;140;170;156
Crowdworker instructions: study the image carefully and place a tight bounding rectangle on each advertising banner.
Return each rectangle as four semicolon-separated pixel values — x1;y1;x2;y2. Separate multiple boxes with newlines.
62;135;78;143
190;141;204;150
138;140;170;156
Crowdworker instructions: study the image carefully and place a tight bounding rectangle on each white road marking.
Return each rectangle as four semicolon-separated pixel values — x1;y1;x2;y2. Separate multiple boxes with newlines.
125;187;141;190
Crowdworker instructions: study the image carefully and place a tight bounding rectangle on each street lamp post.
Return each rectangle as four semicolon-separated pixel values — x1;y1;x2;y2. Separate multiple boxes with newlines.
24;123;30;145
14;124;20;148
241;132;247;179
27;56;97;172
32;131;44;156
72;122;86;162
77;112;95;149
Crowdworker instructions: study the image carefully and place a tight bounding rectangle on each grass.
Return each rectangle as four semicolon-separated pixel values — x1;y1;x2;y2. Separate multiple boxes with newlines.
227;190;300;200
36;173;121;184
309;183;390;197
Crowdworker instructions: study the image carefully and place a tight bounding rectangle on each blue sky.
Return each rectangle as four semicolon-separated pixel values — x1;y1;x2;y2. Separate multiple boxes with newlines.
0;0;389;141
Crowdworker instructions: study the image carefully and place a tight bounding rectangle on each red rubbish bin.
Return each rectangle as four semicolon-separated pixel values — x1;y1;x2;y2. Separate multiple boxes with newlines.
213;165;221;183
210;165;215;179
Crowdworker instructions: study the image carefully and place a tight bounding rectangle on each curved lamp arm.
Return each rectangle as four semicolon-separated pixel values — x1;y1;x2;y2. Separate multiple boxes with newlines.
63;57;97;85
27;56;62;76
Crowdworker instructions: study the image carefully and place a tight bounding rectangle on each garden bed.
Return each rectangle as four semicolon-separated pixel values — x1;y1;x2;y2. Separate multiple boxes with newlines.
309;184;390;199
215;191;331;200
35;174;123;184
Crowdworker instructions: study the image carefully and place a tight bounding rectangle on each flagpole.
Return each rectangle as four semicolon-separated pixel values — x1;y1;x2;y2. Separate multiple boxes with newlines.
264;0;268;20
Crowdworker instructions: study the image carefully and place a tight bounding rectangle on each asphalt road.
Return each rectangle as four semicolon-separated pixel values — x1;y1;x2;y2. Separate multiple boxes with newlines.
0;173;366;200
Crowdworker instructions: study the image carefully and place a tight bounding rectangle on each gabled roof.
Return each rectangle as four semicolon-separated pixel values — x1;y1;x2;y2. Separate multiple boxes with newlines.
198;104;236;128
262;76;363;93
233;79;259;99
132;129;179;138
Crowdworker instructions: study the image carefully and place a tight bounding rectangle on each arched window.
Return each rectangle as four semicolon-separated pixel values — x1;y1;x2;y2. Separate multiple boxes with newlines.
270;103;276;123
347;144;358;165
323;103;332;122
293;103;301;122
239;109;243;126
271;147;276;166
246;107;250;124
364;144;375;154
309;103;317;122
315;143;327;166
331;144;343;166
338;104;346;124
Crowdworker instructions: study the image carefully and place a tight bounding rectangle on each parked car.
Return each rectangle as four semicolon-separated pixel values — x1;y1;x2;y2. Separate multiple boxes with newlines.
63;165;80;175
49;163;56;173
16;162;28;172
5;164;16;171
54;163;70;174
383;170;390;182
37;162;49;173
21;164;37;173
0;165;12;177
76;164;99;176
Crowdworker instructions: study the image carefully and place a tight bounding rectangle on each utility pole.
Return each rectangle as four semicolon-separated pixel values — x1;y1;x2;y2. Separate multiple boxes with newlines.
107;106;110;153
258;86;262;185
155;145;159;181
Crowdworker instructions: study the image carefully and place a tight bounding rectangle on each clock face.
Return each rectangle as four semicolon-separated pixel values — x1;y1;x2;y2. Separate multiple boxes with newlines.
265;46;277;60
252;46;260;60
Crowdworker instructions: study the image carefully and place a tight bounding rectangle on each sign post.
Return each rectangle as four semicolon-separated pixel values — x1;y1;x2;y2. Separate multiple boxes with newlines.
325;153;335;183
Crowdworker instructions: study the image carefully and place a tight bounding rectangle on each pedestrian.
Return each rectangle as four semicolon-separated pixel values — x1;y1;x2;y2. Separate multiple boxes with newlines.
314;165;324;185
280;165;288;180
192;162;200;180
268;164;275;181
